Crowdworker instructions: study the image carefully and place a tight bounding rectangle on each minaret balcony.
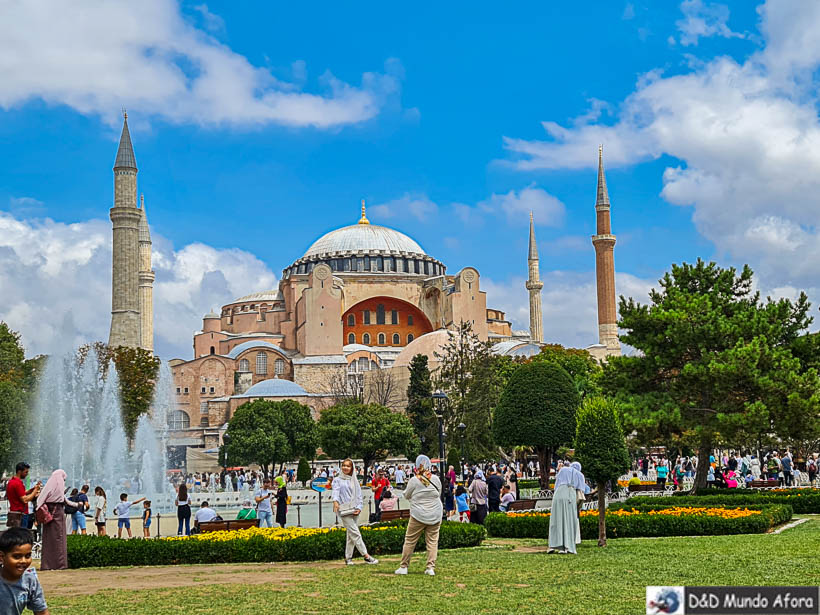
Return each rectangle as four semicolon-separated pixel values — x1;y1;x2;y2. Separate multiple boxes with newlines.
592;233;616;243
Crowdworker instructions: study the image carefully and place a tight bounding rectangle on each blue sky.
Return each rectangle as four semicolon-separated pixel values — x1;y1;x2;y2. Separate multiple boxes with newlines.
2;0;820;358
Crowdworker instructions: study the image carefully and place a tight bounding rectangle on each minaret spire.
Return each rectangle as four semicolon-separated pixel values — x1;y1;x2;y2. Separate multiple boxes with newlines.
525;211;544;343
592;145;620;356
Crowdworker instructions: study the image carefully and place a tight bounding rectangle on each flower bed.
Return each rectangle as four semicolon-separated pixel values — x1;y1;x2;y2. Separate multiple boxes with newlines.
617;480;657;487
66;521;486;569
639;490;820;514
484;504;791;540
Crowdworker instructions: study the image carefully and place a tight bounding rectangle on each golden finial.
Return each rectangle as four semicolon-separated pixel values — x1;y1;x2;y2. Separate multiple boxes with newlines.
122;107;128;120
358;198;370;225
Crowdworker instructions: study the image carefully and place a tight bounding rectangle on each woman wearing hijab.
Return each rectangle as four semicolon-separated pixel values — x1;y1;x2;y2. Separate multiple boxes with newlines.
548;463;586;554
467;469;488;525
332;458;379;566
37;469;68;570
274;475;288;528
395;455;443;576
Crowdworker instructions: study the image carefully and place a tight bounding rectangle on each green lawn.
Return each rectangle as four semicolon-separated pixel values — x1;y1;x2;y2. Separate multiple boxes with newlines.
46;517;820;615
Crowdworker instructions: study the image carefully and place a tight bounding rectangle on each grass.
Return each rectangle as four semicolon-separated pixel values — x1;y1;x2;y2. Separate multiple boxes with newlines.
45;517;820;615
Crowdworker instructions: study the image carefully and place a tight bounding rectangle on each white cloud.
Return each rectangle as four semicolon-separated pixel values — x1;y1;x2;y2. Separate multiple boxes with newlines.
0;208;276;359
478;185;565;226
502;0;820;293
0;0;403;128
675;0;744;46
369;194;439;222
192;4;225;33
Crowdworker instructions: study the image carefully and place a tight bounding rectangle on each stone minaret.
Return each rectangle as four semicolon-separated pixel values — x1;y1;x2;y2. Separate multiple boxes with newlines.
138;194;154;352
108;112;142;349
525;212;544;343
592;146;620;354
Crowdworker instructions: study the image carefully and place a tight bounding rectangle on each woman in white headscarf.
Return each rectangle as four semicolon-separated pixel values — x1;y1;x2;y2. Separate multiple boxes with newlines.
332;458;379;566
37;469;68;570
395;455;443;576
548;463;586;554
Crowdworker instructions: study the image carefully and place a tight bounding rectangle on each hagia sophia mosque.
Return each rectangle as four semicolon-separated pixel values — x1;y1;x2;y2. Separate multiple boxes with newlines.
106;115;620;463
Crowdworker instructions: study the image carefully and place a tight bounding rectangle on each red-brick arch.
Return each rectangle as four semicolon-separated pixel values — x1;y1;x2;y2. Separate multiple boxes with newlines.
343;297;433;347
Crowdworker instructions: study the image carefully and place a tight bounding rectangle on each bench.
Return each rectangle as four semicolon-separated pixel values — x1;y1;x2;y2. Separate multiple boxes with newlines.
197;519;260;533
748;480;779;489
379;509;411;521
628;483;667;495
506;499;539;512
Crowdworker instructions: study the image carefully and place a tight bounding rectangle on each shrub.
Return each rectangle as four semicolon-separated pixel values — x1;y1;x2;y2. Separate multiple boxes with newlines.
66;521;485;569
484;504;791;540
296;457;312;483
631;491;820;514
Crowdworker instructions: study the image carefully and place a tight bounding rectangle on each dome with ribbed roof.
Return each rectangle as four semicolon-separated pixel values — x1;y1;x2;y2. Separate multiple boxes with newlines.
303;224;426;259
237;378;308;398
233;290;283;303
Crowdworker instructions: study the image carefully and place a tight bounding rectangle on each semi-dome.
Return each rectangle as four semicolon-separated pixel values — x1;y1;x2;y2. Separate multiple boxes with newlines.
303;224;426;259
393;329;460;368
233;290;283;303
237;378;308;397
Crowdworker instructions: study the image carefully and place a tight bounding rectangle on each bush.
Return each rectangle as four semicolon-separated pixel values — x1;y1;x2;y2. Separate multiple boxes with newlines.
484;504;792;540
632;491;820;514
296;457;312;483
66;521;486;569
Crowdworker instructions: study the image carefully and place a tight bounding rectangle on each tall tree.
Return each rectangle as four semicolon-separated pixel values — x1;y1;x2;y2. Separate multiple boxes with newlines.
493;361;580;488
406;354;435;455
529;344;602;399
574;397;630;546
318;403;418;478
605;259;819;491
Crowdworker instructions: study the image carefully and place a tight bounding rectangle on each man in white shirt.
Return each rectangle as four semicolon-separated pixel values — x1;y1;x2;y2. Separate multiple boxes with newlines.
193;501;218;531
394;466;406;489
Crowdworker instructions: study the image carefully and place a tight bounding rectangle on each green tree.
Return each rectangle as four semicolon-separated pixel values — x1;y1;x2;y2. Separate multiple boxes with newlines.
446;447;461;476
0;322;26;382
529;343;602;399
605;259;820;491
406;354;435;455
296;456;312;484
494;361;580;488
574;397;630;546
318;403;418;478
222;400;317;475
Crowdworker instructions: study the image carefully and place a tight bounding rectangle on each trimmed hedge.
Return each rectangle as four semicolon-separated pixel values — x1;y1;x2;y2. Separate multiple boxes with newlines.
632;490;820;514
484;504;792;540
66;521;486;569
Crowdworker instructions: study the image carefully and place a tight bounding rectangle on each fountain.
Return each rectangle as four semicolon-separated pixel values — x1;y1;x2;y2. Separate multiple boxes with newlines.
26;349;171;504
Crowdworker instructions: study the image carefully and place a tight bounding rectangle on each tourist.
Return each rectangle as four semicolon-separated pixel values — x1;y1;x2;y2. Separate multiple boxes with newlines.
193;501;218;532
548;463;585;555
394;465;406;490
0;527;50;615
114;493;146;539
725;469;738;489
628;472;641;486
36;469;68;570
332;458;379;566
395;455;442;576
70;485;90;535
767;453;780;482
468;470;488;525
236;499;257;520
508;469;519;500
499;485;516;512
455;485;470;522
781;452;793;487
255;478;274;528
371;469;390;521
142;500;152;538
486;467;504;513
808;456;817;486
93;487;107;536
67;488;82;535
379;488;398;513
275;476;288;528
5;462;41;529
707;465;715;487
656;458;668;488
175;484;192;536
447;465;457;488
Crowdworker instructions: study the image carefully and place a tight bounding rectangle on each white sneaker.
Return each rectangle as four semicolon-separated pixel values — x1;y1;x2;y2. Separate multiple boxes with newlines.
424;567;435;576
394;566;408;575
345;559;355;565
364;556;379;565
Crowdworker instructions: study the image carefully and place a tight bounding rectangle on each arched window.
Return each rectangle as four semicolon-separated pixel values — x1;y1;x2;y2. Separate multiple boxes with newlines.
378;333;385;345
363;333;371;345
274;359;285;375
407;333;414;344
392;333;400;345
358;357;369;371
347;314;355;326
209;346;215;355
239;359;250;372
256;352;267;375
348;332;355;344
408;315;414;326
168;410;190;431
376;304;385;324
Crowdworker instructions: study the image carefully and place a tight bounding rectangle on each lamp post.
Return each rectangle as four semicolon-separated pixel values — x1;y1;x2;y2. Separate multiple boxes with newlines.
458;422;466;477
431;391;448;512
222;432;231;469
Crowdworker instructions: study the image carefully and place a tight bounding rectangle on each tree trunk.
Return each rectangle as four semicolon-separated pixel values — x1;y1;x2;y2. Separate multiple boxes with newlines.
692;432;712;494
536;446;552;490
597;480;607;547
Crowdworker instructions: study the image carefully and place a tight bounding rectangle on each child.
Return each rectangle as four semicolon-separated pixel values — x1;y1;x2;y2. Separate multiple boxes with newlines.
0;527;49;614
455;484;470;522
499;485;516;512
114;493;146;538
142;500;152;538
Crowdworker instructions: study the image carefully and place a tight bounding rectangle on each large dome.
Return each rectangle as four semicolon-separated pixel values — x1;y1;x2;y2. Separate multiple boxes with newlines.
303;224;426;259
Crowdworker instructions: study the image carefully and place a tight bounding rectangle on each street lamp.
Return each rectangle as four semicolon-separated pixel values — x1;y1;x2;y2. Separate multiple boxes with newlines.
222;432;231;469
431;391;448;510
458;422;466;477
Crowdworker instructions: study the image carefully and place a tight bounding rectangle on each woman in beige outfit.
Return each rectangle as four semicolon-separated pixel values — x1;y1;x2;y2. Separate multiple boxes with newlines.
395;455;443;577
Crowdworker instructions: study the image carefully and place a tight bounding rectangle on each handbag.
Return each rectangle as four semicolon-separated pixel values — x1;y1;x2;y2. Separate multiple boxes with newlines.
576;489;586;503
35;505;54;525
